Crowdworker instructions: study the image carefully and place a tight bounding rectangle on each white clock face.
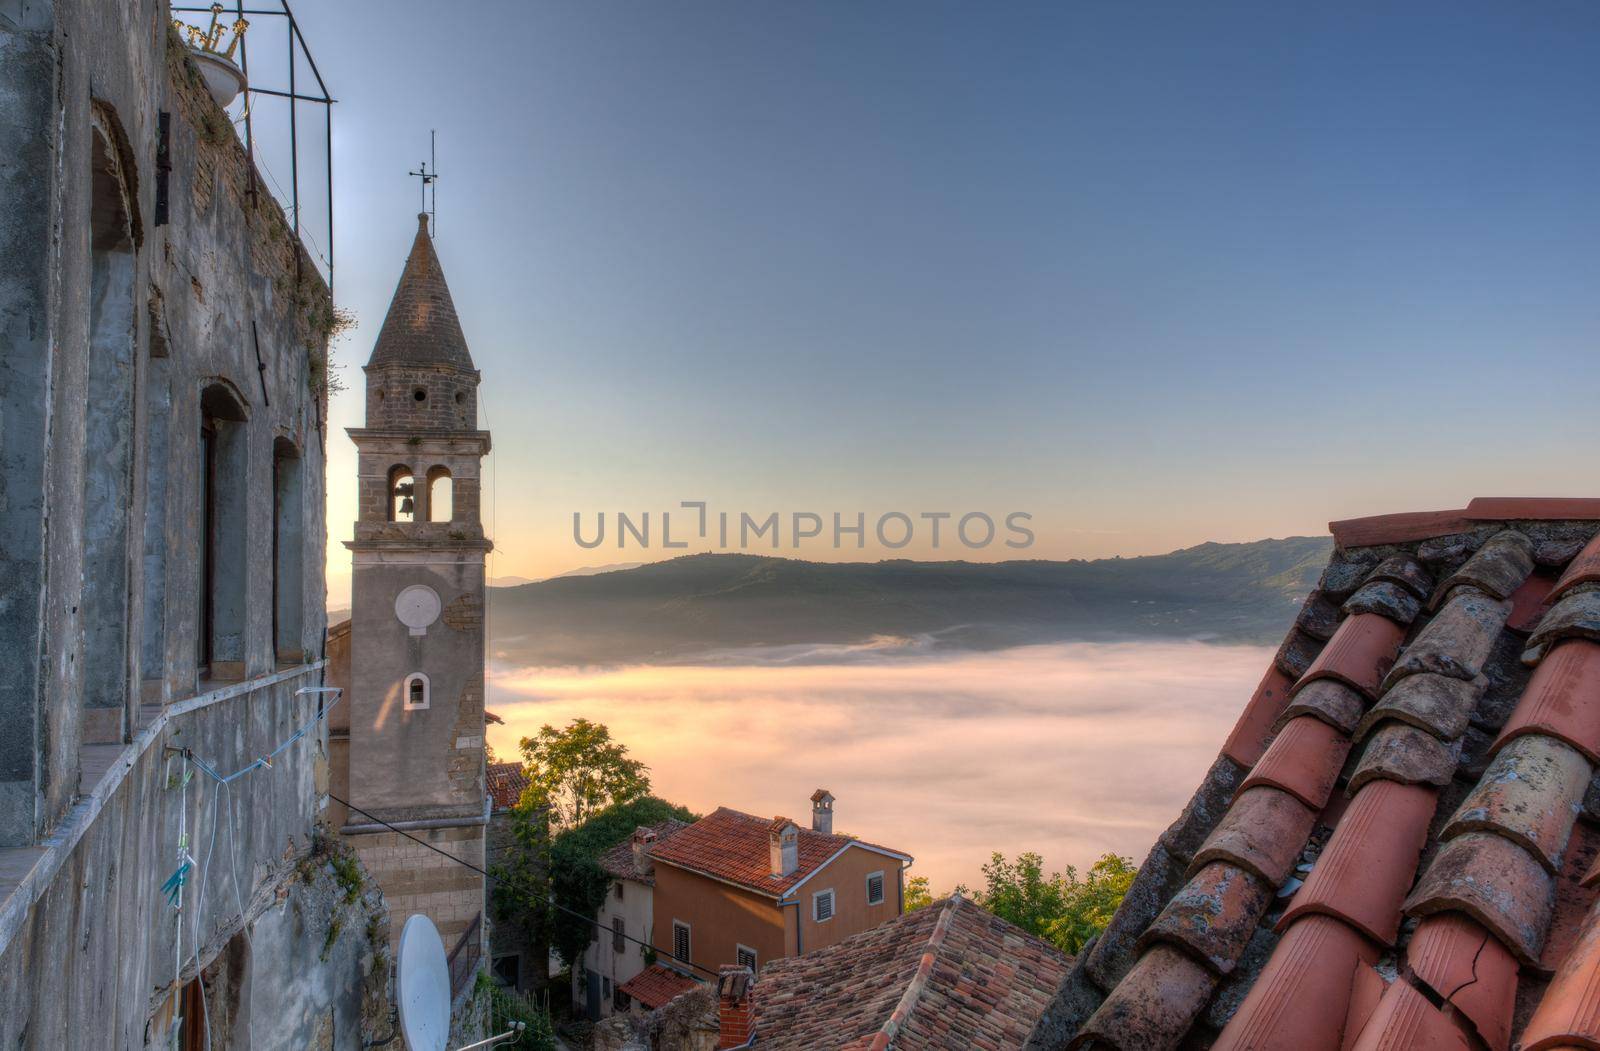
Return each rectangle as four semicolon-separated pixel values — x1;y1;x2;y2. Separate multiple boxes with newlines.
395;584;442;636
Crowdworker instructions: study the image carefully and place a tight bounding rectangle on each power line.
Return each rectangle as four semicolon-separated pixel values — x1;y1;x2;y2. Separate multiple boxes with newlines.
326;793;720;981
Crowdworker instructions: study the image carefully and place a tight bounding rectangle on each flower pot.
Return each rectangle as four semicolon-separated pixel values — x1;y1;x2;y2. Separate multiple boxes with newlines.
190;49;246;108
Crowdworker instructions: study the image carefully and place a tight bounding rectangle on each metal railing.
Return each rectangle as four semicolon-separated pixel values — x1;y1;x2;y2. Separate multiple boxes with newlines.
448;912;483;998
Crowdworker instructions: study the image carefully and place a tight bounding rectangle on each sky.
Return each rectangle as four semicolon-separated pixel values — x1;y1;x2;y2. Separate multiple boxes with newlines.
236;2;1600;604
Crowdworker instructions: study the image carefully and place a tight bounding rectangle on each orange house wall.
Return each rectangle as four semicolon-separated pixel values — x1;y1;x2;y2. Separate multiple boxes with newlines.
651;863;787;974
796;844;904;954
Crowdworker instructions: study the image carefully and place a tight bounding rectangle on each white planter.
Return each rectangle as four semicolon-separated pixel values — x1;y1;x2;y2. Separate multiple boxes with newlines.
190;49;246;109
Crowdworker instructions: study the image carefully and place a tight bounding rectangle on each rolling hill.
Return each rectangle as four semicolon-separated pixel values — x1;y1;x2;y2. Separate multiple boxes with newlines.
486;537;1331;666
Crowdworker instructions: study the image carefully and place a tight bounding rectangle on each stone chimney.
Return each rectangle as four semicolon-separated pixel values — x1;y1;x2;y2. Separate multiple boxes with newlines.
768;818;799;878
810;788;835;835
718;965;755;1049
631;826;657;876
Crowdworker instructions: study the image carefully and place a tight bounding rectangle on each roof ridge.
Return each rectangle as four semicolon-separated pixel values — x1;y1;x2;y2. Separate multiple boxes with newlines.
866;895;963;1050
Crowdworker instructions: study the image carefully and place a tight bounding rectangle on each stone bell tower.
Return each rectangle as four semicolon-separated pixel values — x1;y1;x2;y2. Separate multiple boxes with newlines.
338;213;492;958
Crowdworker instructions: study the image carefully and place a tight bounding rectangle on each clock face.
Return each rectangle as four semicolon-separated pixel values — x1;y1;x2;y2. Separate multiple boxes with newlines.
395;584;442;635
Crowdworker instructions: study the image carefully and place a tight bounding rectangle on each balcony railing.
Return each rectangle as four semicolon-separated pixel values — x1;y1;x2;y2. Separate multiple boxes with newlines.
448;912;483;998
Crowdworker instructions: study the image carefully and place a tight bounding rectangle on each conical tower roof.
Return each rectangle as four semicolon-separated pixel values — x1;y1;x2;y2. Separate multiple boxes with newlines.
366;214;476;372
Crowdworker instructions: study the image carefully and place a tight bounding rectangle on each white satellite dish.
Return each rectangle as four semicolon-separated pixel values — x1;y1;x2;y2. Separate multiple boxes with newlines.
397;914;451;1051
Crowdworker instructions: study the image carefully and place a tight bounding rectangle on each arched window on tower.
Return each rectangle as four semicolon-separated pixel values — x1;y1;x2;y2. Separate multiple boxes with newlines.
403;672;430;710
427;466;453;523
388;465;415;522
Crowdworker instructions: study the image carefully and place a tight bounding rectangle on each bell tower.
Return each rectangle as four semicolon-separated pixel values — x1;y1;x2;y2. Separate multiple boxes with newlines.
339;213;492;956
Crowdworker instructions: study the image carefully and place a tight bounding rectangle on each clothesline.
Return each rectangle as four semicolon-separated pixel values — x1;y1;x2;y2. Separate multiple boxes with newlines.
176;686;343;784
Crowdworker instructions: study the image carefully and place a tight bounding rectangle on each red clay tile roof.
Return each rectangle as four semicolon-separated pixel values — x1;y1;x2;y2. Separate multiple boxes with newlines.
750;895;1070;1050
1029;501;1600;1051
618;963;702;1011
596;819;690;886
648;807;910;899
485;761;529;811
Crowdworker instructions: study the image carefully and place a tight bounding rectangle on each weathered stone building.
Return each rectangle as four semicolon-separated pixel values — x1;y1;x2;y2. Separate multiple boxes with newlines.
0;1;391;1045
326;214;492;1004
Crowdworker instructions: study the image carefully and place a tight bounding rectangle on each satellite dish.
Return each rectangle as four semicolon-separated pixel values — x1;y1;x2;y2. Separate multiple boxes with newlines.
397;914;451;1051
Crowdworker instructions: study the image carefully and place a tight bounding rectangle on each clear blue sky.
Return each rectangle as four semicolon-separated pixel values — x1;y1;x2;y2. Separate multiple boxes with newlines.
268;2;1600;599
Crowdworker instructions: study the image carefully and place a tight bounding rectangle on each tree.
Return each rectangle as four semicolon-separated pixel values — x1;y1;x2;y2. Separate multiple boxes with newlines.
966;851;1136;956
904;875;935;912
489;799;552;999
519;718;650;829
547;795;698;967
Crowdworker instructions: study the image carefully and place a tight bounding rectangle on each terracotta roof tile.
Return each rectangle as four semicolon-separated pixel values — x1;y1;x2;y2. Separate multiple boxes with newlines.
596;819;690;885
1211;915;1381;1051
1223;666;1298;768
1191;787;1317;888
486;761;529;810
619;964;702;1010
1356;672;1486;744
1384;589;1514;688
1295;613;1408;701
1296;591;1343;642
1443;735;1590;874
1239;716;1350;810
1140;862;1275;975
1518;895;1600;1050
648;806;908;898
1404;913;1518;1051
1278;779;1437;946
1366;556;1435;600
1283;679;1370;736
1404;832;1555;965
1348;722;1459;793
1493;640;1600;763
1551;533;1600;602
1463;497;1600;521
751;895;1069;1051
1035;506;1600;1051
1072;944;1217;1051
1431;530;1536;606
1529;591;1600;654
1344;976;1471;1051
1510;574;1561;634
1329;509;1476;549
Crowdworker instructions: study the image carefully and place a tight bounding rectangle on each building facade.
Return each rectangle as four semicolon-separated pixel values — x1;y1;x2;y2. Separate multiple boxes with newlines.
0;2;389;1046
327;214;492;989
577;821;689;1019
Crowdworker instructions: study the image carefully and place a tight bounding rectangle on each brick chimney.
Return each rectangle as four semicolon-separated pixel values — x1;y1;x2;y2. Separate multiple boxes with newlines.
768;818;799;877
810;788;834;835
631;826;657;876
718;965;755;1049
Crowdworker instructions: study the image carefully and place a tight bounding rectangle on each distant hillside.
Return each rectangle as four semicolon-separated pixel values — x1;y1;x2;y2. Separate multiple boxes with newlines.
487;537;1332;666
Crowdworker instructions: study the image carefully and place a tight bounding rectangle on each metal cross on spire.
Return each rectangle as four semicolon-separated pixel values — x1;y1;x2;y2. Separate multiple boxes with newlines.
408;129;439;237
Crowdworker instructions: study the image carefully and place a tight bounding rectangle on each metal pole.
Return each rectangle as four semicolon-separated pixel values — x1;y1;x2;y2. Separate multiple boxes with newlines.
235;0;255;203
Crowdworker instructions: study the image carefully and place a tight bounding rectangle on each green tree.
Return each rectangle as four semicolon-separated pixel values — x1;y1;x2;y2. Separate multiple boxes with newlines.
968;851;1136;956
904;875;935;912
489;799;552;999
547;795;698;967
519;718;650;829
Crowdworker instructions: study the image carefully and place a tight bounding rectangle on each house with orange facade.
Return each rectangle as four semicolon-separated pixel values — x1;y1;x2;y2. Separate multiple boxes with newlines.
641;790;913;983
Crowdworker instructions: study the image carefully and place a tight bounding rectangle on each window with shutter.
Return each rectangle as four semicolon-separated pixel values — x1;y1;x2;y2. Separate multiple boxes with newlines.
867;871;885;906
813;889;835;922
737;945;757;973
673;921;691;963
612;916;625;953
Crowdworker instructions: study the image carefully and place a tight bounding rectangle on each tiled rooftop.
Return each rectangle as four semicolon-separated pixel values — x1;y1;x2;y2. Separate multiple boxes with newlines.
485;761;529;811
619;963;702;1011
597;819;689;886
1029;500;1600;1051
751;895;1070;1050
648;807;909;898
366;212;477;371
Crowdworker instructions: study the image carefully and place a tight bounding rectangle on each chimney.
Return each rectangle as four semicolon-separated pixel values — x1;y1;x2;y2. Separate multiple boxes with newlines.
631;826;657;876
717;965;755;1049
810;788;835;835
768;818;798;877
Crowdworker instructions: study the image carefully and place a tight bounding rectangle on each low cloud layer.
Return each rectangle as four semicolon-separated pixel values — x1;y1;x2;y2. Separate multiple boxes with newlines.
488;640;1270;890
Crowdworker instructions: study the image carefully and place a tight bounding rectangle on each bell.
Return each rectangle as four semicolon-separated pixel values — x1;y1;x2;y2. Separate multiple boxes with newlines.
399;496;415;515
